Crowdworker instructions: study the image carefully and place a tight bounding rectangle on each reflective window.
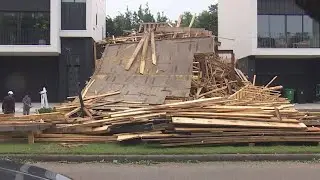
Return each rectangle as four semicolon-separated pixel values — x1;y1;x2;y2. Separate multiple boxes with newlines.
287;15;303;47
269;15;285;37
258;15;269;37
303;15;313;36
257;13;320;48
0;11;50;45
287;15;303;35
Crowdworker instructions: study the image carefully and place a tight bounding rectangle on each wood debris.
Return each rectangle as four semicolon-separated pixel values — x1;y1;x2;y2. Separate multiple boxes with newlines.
0;23;320;147
191;53;244;98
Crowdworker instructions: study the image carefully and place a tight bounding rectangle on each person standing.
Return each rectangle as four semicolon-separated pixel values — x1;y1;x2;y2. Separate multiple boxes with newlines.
40;87;49;108
22;94;32;115
2;91;15;115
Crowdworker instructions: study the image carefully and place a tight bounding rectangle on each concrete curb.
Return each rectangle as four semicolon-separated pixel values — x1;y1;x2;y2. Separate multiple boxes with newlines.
1;154;320;162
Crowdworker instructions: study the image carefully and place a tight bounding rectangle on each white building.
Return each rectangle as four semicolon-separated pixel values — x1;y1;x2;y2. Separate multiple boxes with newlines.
219;0;320;103
0;0;106;102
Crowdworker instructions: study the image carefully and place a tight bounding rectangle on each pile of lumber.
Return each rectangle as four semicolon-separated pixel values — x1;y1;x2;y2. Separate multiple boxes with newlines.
191;53;244;99
0;83;320;146
1;23;320;146
24;83;316;146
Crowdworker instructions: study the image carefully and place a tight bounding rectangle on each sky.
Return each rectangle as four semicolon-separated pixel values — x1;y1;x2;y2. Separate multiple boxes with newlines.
107;0;218;20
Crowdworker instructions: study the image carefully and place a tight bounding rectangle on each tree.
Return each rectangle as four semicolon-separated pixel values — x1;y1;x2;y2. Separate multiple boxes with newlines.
181;12;194;27
113;14;127;36
142;3;155;22
156;12;168;22
196;4;218;35
105;16;116;37
106;3;219;37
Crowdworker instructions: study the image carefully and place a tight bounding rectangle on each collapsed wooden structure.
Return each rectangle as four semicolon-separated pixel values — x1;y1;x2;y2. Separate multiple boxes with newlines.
1;24;320;146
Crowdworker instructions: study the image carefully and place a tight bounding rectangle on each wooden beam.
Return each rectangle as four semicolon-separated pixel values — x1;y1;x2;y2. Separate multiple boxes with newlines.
265;76;278;88
176;15;182;27
189;14;196;27
140;32;150;74
275;108;283;121
125;34;147;70
82;79;96;98
172;117;307;129
83;91;120;101
28;132;35;144
151;31;157;65
253;75;256;86
65;107;81;118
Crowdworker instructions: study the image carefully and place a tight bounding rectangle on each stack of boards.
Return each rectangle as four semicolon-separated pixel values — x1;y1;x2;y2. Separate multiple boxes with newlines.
1;23;320;146
16;83;317;147
1;84;320;146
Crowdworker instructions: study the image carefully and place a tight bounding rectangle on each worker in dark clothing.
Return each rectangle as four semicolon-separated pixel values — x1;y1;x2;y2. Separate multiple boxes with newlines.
22;94;32;115
2;91;15;115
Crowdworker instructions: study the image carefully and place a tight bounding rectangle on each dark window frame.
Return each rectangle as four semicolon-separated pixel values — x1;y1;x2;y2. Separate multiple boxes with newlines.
61;0;87;30
0;10;50;45
257;14;319;48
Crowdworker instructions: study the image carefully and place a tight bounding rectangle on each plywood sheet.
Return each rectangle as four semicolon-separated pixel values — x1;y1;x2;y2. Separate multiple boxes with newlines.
87;37;213;104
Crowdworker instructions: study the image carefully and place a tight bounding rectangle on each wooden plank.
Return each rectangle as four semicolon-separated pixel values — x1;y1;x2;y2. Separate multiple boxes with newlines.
132;112;166;120
176;15;182;27
28;132;34;144
125;34;147;70
265;76;278;88
274;108;282;121
172;112;274;118
65;107;81;118
82;79;96;98
108;97;226;116
83;91;120;101
83;107;93;119
151;31;157;65
253;75;256;86
172;117;307;129
140;32;150;74
111;111;152;118
189;14;196;27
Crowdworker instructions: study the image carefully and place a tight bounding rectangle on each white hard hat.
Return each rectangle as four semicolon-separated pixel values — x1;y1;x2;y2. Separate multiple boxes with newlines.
8;91;13;95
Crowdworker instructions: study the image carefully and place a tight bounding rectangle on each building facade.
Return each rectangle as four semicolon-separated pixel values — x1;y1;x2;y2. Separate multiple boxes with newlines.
219;0;320;103
0;0;106;102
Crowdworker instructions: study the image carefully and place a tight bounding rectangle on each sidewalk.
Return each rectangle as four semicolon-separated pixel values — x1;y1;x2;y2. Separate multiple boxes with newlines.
2;154;320;162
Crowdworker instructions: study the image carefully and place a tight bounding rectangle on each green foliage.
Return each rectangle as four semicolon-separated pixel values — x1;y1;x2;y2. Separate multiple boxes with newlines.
197;4;218;35
181;12;194;27
37;107;56;114
156;12;168;23
106;3;218;37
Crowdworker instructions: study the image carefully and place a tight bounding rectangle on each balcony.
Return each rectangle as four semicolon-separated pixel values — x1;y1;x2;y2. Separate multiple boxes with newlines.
0;28;50;45
258;32;320;48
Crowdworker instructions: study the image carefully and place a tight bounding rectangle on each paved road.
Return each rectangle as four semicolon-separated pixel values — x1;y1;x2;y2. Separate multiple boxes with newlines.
33;161;320;180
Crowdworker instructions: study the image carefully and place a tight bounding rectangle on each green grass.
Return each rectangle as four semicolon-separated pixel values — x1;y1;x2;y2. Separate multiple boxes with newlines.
0;143;319;155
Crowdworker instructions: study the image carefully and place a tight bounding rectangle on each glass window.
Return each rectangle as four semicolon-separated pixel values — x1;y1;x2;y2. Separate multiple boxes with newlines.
287;15;303;35
286;15;303;47
61;0;86;30
269;15;286;47
258;15;269;37
269;15;285;37
0;11;50;45
303;15;313;36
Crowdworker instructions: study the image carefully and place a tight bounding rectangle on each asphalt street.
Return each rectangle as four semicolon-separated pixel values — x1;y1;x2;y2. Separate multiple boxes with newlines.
32;161;320;180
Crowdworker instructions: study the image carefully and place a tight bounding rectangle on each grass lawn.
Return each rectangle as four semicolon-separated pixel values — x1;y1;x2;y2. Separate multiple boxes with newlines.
0;143;319;155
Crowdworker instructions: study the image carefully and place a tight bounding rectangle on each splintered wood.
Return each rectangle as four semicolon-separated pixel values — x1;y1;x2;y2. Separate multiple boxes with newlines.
1;23;320;146
191;53;244;99
23;84;318;146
